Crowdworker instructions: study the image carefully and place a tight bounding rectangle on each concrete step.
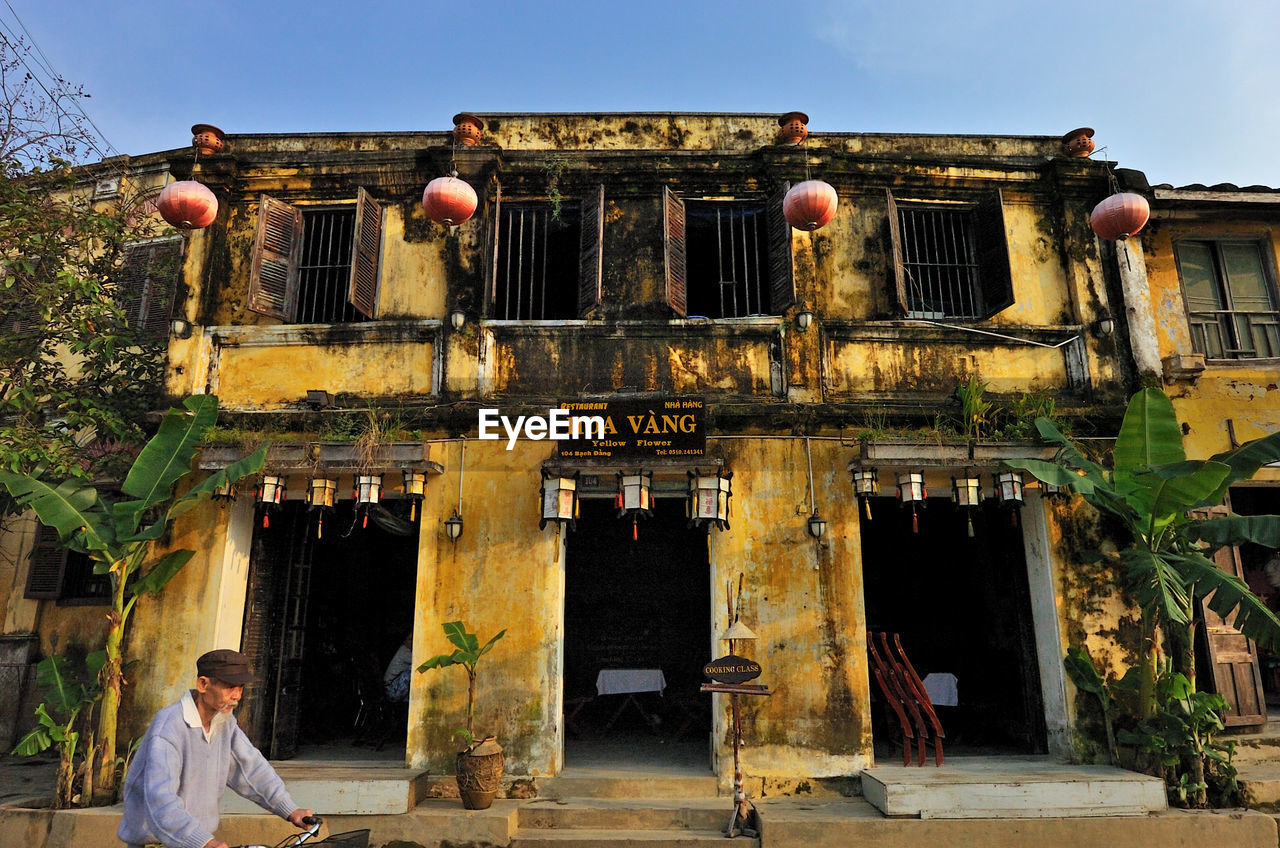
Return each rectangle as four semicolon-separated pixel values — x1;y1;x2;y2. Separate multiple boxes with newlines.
510;827;756;848
861;756;1167;819
1237;761;1280;809
536;773;720;800
517;797;729;831
220;762;430;815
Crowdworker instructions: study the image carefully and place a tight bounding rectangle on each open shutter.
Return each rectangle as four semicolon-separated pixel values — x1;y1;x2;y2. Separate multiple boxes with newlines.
248;194;303;320
348;187;382;319
766;182;795;313
973;189;1014;318
664;187;687;317
886;189;908;315
1196;505;1267;726
577;184;605;317
24;524;66;600
485;180;503;316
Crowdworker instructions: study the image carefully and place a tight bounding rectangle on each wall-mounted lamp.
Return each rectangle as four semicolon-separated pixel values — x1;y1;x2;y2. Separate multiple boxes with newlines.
795;305;814;333
444;508;464;544
807;510;827;539
1095;316;1114;336
305;390;333;410
170;318;193;339
450;308;467;330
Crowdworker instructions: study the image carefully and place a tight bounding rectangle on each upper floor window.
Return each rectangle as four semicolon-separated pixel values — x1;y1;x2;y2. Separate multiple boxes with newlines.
1176;239;1280;360
664;186;794;319
24;523;111;605
886;189;1013;319
119;237;182;339
488;184;603;320
248;189;383;323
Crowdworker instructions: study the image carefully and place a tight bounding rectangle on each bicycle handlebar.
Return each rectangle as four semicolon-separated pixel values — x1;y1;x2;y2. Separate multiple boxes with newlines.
229;815;323;848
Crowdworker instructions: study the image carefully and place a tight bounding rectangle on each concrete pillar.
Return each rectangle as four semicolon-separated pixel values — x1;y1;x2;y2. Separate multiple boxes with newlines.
1115;240;1162;378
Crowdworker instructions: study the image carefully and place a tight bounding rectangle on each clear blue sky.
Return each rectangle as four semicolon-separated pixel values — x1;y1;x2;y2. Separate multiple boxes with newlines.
5;0;1278;188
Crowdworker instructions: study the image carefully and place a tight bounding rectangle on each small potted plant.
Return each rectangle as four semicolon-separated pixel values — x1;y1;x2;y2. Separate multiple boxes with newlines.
417;620;507;809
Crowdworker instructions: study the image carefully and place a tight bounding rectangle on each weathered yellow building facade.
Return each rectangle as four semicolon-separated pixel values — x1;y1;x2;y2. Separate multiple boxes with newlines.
13;113;1273;793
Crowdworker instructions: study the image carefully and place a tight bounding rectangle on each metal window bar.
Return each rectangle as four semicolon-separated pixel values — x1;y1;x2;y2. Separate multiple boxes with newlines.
712;205;765;318
296;209;358;324
900;207;980;318
497;206;561;320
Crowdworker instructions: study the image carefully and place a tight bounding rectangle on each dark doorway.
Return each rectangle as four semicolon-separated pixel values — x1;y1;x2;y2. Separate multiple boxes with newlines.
239;499;418;759
562;498;712;766
1228;486;1280;706
860;494;1046;756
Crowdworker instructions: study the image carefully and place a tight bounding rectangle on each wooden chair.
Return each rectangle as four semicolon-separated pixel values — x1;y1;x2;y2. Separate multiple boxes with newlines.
868;632;945;766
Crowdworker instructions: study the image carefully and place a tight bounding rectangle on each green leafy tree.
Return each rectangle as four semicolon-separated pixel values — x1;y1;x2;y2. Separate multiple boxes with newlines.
1007;388;1280;701
417;620;507;749
0;35;166;498
0;395;266;805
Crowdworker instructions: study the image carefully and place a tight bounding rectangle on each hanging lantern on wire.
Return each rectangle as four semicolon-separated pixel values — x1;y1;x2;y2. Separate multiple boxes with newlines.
305;477;338;539
951;472;983;538
616;471;654;541
422;173;478;226
254;474;286;528
402;469;427;521
688;470;733;531
896;471;926;534
994;469;1025;526
353;474;383;529
850;466;879;520
1090;192;1149;241
157;180;218;230
783;180;838;231
540;471;579;531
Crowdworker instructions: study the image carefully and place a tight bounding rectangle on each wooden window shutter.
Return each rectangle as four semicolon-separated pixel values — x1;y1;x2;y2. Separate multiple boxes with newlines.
24;524;67;600
973;189;1015;318
248;194;303;320
663;187;687;318
766;182;795;313
348;187;383;319
485;180;503;315
117;243;150;331
886;188;908;315
578;184;605;318
139;239;183;339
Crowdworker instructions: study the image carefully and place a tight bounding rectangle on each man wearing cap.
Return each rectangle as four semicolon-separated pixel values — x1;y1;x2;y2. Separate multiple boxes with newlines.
118;649;314;848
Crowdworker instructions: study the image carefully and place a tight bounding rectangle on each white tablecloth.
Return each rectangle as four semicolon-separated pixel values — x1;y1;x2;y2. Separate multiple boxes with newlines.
596;668;667;696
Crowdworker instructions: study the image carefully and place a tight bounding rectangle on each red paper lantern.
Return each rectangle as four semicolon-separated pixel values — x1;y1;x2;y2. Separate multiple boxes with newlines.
783;180;838;231
1090;192;1150;241
156;180;218;230
422;176;478;226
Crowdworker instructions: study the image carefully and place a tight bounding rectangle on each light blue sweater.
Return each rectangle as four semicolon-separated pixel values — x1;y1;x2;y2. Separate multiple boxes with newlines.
117;693;299;848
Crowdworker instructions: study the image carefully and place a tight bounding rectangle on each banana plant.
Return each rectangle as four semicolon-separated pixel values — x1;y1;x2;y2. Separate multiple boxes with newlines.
1004;387;1280;715
0;394;266;804
417;620;507;749
11;654;101;807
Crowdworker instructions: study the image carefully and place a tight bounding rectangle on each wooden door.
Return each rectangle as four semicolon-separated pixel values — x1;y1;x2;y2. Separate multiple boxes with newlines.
1198;506;1267;726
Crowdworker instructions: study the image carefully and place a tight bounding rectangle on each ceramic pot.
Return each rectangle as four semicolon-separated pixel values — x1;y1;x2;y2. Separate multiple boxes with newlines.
778;111;810;145
452;113;485;146
455;736;503;810
191;124;226;156
1061;127;1095;158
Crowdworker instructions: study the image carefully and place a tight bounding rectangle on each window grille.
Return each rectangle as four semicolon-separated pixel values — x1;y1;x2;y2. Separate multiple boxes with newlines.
295;208;361;324
493;203;581;320
898;206;981;318
685;202;769;318
1178;240;1280;360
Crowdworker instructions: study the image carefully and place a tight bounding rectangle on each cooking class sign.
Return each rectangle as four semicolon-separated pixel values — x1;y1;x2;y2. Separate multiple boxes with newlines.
554;396;706;459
